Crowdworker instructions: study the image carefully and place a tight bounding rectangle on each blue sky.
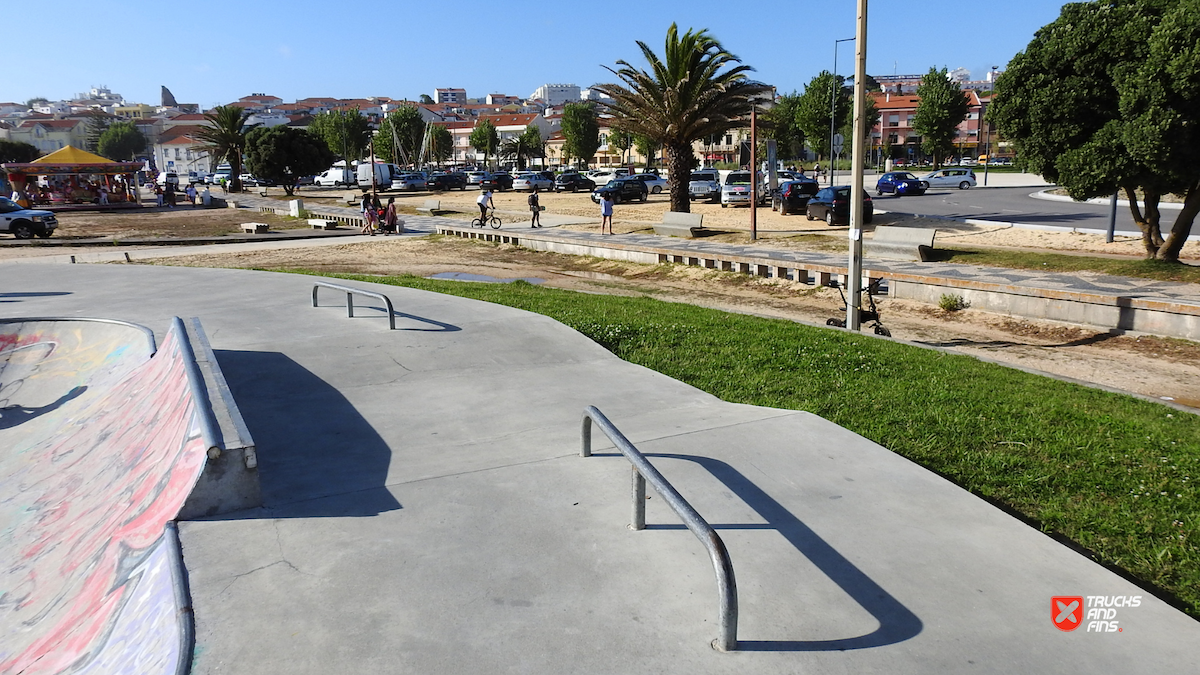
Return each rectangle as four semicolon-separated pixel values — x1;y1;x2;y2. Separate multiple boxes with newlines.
8;0;1069;108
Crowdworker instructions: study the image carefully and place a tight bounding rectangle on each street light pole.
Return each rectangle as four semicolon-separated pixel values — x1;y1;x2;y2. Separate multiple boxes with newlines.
830;37;855;185
983;65;998;187
846;0;869;332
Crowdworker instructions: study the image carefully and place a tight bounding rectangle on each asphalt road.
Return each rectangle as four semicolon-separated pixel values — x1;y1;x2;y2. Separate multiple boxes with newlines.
874;186;1145;235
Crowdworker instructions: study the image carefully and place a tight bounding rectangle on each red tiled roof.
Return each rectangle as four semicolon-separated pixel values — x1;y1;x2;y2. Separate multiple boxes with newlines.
273;103;309;111
436;121;474;130
162;135;198;145
240;94;281;102
479;113;537;127
225;101;261;108
160;125;208;141
170;113;207;121
19;119;81;128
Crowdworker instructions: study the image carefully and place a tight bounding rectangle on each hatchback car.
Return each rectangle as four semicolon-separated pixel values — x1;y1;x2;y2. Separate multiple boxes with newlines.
805;186;874;225
876;171;927;197
427;173;467;190
478;172;513;191
0;196;57;239
590;177;648;204
466;171;487;186
918;168;977;190
554;172;596;193
513;173;554;191
394;174;427;191
772;179;820;215
628;173;667;194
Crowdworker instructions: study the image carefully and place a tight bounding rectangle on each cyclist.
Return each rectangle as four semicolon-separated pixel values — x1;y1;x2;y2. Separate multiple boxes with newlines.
477;188;495;221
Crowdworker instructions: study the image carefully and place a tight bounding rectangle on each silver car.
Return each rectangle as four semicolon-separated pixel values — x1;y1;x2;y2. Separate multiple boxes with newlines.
512;173;554;191
466;171;487;186
394;174;427;190
918;168;977;190
688;170;721;202
720;171;768;207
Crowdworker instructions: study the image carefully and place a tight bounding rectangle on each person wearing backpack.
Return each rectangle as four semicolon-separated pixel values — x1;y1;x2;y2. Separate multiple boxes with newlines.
528;187;541;228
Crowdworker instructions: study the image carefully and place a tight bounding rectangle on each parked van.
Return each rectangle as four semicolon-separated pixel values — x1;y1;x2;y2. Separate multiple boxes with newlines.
357;162;394;190
315;167;355;187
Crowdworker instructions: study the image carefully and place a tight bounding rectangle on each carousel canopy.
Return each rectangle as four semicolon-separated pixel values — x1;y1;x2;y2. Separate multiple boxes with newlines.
3;145;144;176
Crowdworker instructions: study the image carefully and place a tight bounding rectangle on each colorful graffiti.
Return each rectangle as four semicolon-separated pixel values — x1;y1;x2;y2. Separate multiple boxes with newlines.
0;320;207;674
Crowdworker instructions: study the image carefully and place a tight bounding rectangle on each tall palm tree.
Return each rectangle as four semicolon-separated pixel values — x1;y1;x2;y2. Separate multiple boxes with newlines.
592;24;771;212
194;105;254;192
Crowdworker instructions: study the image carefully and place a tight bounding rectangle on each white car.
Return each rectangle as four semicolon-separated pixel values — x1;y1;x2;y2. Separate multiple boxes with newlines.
466;171;487;186
588;168;629;186
919;168;978;190
512;173;553;191
720;171;768;207
394;174;427;190
628;173;667;194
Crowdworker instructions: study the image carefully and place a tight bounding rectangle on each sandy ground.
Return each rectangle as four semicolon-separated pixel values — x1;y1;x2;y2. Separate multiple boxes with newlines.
5;205;1199;409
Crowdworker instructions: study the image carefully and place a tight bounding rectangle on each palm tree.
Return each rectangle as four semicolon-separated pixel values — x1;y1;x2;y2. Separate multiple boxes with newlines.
592;24;771;212
194;105;254;192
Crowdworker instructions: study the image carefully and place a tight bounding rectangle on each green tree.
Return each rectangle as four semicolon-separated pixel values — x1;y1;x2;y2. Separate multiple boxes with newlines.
607;127;634;164
428;125;454;165
308;109;372;165
419;94;434;104
560;102;600;170
794;71;851;162
500;125;544;170
633;134;661;168
991;0;1198;261
840;93;880;161
194;105;255;192
912;67;970;167
84;111;111;153
592;24;771;212
469;119;500;168
765;92;806;159
244;126;334;196
374;105;426;166
0;140;40;163
97;121;147;161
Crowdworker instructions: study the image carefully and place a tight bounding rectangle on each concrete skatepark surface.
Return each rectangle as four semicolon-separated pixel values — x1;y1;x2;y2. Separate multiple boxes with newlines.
2;263;1198;673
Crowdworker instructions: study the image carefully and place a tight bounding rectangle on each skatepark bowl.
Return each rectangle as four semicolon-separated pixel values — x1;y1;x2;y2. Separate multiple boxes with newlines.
1;263;1198;674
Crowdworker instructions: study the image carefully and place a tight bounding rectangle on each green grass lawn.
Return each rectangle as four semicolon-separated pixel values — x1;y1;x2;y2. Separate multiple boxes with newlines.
291;269;1199;616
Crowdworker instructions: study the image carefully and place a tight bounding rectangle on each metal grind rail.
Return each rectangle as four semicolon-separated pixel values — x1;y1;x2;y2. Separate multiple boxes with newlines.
311;281;396;330
580;405;739;652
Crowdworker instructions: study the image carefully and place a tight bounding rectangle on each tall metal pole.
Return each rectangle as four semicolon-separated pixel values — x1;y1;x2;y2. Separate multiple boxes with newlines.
750;107;758;241
1107;189;1119;243
846;0;869;331
983;66;997;187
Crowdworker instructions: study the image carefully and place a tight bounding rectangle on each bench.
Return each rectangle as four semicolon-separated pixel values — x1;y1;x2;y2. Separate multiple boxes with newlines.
864;226;937;261
308;218;336;230
654;211;705;238
226;199;240;209
342;190;361;206
239;222;269;234
416;199;440;215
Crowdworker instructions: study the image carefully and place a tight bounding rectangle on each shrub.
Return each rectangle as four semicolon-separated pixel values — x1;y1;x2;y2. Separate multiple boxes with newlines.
939;293;970;312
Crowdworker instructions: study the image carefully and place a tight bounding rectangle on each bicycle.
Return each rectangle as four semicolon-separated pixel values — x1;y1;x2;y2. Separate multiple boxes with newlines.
826;277;892;337
471;208;502;230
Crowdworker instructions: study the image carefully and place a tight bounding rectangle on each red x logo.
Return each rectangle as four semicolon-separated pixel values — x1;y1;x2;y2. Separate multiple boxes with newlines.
1053;596;1084;631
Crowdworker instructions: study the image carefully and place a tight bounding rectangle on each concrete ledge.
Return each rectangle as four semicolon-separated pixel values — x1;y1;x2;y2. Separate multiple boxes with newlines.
308;219;336;230
865;226;937;262
653;223;704;238
239;222;269;234
417;199;441;215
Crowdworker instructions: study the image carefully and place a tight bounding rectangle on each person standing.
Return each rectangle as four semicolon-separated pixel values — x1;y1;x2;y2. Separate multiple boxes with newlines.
477;188;494;221
185;183;197;206
360;192;377;235
154;183;164;207
382;196;401;235
165;184;177;209
528;187;541;228
599;191;614;235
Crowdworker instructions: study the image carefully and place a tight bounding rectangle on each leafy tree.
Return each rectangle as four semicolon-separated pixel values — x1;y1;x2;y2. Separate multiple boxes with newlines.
97;121;147;161
560;102;600;170
991;0;1198;261
840;93;880;161
194;105;255;192
0;140;40;163
308;109;372;165
374;105;426;166
428;125;454;165
607;127;634;164
244;126;334;196
592;24;771;212
419;94;434;104
469;119;500;168
633;133;661;168
84;110;111;153
764;92;804;160
25;97;47;109
913;67;970;167
500;125;544;170
794;71;851;162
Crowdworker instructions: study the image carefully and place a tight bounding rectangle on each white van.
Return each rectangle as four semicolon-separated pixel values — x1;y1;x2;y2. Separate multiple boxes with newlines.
315;167;354;187
357;162;393;190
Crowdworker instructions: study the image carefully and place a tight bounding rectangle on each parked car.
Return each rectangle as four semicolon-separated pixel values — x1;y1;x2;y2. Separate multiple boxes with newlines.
590;177;648;204
805;186;874;225
357;162;393;190
772;179;820;215
393;174;427;191
0;196;57;239
156;172;180;187
688;169;721;202
209;170;231;185
465;171;487;186
427;173;468;190
918;168;977;190
554;172;596;193
315;168;354;187
478;172;513;191
589;168;629;186
629;173;667;194
720;171;768;207
960;158;978;166
295;174;316;186
513;173;554;191
187;171;207;185
875;171;927;197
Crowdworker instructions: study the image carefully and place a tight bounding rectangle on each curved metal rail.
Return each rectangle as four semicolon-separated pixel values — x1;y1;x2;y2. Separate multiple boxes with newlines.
580;405;738;651
311;281;396;330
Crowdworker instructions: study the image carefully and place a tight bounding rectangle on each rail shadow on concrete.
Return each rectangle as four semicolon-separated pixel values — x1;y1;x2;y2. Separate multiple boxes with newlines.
210;350;402;517
594;451;924;652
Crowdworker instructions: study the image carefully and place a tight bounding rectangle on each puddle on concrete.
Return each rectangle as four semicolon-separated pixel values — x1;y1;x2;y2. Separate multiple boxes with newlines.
427;272;545;284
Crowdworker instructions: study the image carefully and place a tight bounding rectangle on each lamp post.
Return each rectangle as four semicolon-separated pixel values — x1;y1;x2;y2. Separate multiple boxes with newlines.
846;0;869;332
983;65;998;186
830;37;855;185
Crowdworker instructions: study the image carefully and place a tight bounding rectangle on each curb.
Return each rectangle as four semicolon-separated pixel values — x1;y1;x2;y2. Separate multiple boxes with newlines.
1031;188;1185;211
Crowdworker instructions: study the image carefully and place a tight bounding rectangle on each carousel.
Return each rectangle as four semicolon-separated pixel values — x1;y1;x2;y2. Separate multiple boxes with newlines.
2;145;144;211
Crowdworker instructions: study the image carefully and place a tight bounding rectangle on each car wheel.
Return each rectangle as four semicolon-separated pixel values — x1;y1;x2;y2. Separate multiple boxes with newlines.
11;222;34;239
805;209;815;221
877;189;884;197
780;204;789;216
640;192;647;202
826;210;835;226
959;181;971;190
613;194;621;204
920;181;929;189
652;186;662;194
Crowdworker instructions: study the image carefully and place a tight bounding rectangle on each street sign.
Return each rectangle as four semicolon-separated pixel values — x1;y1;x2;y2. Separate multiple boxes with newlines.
832;133;845;155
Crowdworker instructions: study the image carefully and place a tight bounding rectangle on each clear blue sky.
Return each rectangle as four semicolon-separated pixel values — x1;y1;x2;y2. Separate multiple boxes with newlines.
8;0;1069;109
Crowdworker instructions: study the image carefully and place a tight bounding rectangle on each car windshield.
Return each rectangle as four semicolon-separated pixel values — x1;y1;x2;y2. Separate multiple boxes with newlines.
726;173;751;184
689;173;715;181
894;172;917;180
0;197;20;213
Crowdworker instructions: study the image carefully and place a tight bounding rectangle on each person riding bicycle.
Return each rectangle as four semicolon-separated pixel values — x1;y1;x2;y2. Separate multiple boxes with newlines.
477;188;494;221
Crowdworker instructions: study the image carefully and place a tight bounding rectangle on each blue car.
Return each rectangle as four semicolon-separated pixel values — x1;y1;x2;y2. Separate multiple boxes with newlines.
875;171;927;197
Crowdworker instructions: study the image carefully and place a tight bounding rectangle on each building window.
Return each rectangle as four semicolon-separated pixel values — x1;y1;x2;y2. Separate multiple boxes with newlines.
888;114;899;127
724;135;732;145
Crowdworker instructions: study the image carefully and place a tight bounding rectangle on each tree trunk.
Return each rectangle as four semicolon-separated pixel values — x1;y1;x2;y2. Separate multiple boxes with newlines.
665;141;693;213
1127;186;1163;258
1157;181;1200;263
230;154;243;193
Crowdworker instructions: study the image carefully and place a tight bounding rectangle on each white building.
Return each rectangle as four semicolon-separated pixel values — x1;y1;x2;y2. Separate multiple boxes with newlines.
580;88;613;104
434;88;467;104
528;84;580;107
